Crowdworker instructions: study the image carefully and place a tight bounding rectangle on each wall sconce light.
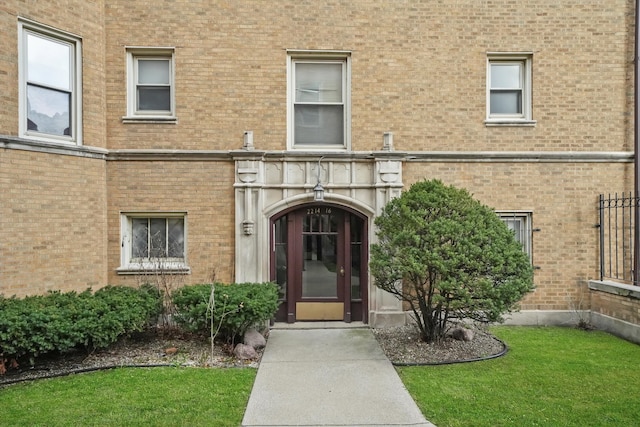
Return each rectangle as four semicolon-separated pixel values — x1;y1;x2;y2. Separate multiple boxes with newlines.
313;182;324;201
314;156;325;201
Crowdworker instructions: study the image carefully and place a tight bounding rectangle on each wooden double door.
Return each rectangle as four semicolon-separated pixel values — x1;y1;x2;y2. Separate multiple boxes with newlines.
271;204;368;323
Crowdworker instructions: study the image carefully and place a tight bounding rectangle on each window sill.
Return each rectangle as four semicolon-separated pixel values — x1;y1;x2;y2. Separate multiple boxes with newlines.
290;145;349;151
122;116;177;124
1;135;107;159
117;264;190;275
485;119;537;127
21;132;79;145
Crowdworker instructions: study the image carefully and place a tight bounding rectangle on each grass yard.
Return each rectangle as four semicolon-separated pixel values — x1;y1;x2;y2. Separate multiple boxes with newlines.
3;326;640;427
1;367;255;427
399;326;640;427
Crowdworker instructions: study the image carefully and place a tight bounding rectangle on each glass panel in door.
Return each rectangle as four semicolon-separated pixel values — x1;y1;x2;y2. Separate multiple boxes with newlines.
302;234;338;298
274;216;288;300
350;214;363;300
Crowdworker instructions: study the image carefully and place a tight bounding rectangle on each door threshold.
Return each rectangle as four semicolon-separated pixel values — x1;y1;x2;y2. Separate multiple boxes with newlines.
271;321;368;330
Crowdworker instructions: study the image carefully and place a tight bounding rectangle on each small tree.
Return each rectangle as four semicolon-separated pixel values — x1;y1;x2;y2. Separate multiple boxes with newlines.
134;230;186;328
370;179;534;343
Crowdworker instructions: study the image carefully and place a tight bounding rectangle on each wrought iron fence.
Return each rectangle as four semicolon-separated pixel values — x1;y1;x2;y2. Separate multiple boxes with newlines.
598;193;638;284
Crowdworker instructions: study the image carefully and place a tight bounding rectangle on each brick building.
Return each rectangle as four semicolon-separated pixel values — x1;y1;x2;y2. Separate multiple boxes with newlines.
1;1;638;336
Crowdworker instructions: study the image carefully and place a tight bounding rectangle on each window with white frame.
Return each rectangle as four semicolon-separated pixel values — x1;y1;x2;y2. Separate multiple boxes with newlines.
486;53;534;125
498;211;532;260
18;19;82;144
288;51;350;149
119;214;188;273
125;48;175;120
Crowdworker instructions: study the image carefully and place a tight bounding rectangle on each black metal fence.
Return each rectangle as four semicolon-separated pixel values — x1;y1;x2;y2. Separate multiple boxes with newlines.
598;193;638;284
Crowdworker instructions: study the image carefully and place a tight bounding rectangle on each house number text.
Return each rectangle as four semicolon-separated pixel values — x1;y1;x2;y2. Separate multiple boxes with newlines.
307;207;332;215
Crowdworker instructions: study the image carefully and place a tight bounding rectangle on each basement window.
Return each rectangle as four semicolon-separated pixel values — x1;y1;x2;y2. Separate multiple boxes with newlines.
498;211;533;260
118;213;189;274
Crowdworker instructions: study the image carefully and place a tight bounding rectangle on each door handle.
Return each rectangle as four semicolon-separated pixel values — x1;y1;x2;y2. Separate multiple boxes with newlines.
339;266;345;277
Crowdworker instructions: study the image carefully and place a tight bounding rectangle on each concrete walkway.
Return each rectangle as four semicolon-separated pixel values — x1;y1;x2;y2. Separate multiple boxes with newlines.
242;325;436;427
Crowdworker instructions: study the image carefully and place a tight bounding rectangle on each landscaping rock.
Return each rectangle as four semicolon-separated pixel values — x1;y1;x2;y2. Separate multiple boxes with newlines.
234;343;258;360
164;347;178;355
244;328;266;349
450;327;475;342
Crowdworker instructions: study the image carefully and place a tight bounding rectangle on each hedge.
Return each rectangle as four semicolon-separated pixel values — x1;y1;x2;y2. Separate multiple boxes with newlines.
172;282;279;341
0;285;161;365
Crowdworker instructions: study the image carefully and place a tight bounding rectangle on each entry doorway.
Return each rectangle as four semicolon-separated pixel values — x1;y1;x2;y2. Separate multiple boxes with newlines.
271;204;368;323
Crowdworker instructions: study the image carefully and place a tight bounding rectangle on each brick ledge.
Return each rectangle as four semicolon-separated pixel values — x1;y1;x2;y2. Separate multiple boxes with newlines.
588;280;640;300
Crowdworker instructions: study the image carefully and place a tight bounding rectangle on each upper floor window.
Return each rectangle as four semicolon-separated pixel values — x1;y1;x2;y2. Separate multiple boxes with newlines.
125;47;175;121
288;51;350;150
486;53;535;126
18;19;82;144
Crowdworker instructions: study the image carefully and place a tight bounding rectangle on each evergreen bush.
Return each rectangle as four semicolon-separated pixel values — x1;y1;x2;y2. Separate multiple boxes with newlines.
0;285;161;366
371;179;534;342
172;282;279;341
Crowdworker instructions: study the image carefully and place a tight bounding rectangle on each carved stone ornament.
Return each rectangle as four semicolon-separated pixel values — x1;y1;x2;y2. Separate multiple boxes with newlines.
237;160;258;183
379;161;400;183
242;220;255;235
238;169;257;183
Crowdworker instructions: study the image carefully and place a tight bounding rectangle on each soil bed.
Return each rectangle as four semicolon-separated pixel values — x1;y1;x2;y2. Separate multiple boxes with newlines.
1;323;505;386
0;329;260;386
373;323;506;365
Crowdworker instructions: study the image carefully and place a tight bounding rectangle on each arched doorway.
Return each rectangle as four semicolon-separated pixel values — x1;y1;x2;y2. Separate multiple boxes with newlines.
270;204;368;323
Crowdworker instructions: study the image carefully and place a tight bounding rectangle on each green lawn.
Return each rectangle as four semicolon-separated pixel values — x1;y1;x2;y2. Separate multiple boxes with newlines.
1;367;255;427
399;326;640;427
3;327;640;427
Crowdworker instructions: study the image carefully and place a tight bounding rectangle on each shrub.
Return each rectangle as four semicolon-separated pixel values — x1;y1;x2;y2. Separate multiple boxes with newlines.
88;285;162;348
172;282;279;341
370;179;534;343
0;285;162;366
